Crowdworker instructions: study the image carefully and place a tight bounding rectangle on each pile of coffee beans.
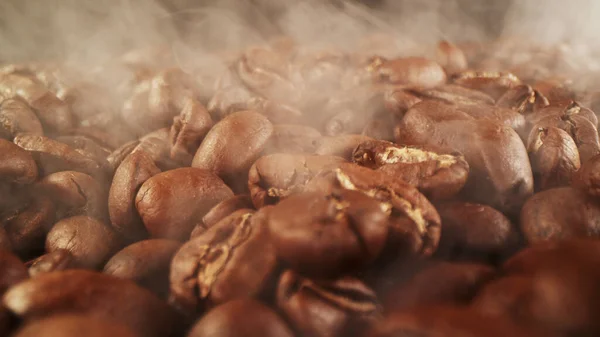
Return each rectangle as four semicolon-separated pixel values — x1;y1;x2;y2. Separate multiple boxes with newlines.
2;36;600;337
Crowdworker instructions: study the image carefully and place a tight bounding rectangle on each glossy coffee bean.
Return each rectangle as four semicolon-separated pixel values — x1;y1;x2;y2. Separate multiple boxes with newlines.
135;167;233;240
268;190;388;277
0;139;38;184
186;299;294;337
108;150;161;242
169;209;277;317
27;249;75;277
0;97;43;140
3;270;182;337
104;239;181;298
46;216;121;269
13;314;139;337
277;269;381;337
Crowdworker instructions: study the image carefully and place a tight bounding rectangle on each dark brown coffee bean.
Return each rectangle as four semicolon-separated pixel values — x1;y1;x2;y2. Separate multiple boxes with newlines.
192;110;274;190
268;190;388;277
315;134;374;160
367;56;446;88
201;194;255;230
38;171;107;220
104;239;181;299
0;98;43;140
0;139;38;184
573;154;600;198
384;261;494;312
471;276;535;322
452;71;521;99
3;270;182;337
527;126;580;191
248;153;345;208
169;99;214;165
109;151;161;242
263;124;321;154
4;195;55;258
397;100;533;215
169;209;277;316
277;269;381;337
0;250;28;295
46;216;121;269
13;134;103;178
0;228;12;252
436;40;468;74
520;187;600;244
27;249;74;277
135;167;233;240
353;140;469;200
186;299;294;337
107;140;140;174
13;314;139;337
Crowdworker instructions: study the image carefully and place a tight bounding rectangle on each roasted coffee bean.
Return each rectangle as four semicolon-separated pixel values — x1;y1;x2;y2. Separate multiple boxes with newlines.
0;139;38;184
0;250;28;295
362;109;397;142
520;187;600;244
496;84;549;113
107;140;140;174
192;110;274;191
534;79;578;108
471;275;535;320
436;40;468;74
397;100;533;215
453;103;527;135
38;171;106;220
263;124;321;154
452;71;521;100
367;56;446;88
353;140;469;200
527;126;580;191
267;190;388;277
435;202;518;262
527;102;598;129
169;99;213;165
200;194;255;230
46;216;121;269
134;129;180;171
573;153;600;198
54;134;111;163
104;239;181;299
13;134;103;177
277;269;381;337
408;84;495;106
207;85;256;120
3;270;182;337
13;314;139;337
135;167;233;240
314;134;374;160
27;249;74;277
169;209;277;316
0;228;12;252
382;89;422;119
0;97;43;140
186;299;294;337
248;153;344;208
384;261;494;312
67;126;121;150
4;195;55;258
109;150;161;242
191;208;256;239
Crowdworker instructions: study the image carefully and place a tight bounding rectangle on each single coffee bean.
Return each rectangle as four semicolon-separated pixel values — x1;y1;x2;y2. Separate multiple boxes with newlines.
436;40;468;74
38;171;107;220
520;187;600;244
384;261;495;312
0;250;28;295
192;110;274;191
135;167;233;240
200;194;255;230
134;129;180;171
4;195;55;258
534;79;580;109
527;102;598;130
169;99;214;165
27;249;74;277
46;216;121;269
0;97;43;140
496;84;548;114
13;314;139;337
277;269;381;337
263;124;321;154
106;140;140;174
104;239;181;299
186;299;295;337
248;153;345;208
573;153;600;198
169;209;277;317
3;270;182;337
382;88;422;119
314;134;374;160
353;140;469;200
367;56;446;88
108;150;161;242
527;126;580;191
268;189;389;277
452;71;521;99
0;139;38;184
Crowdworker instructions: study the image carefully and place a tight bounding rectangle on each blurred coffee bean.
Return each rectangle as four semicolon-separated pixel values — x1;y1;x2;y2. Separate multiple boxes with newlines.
46;216;121;269
367;56;446;88
192;110;273;191
169;209;276;317
452;71;521;99
4;195;55;258
13;314;139;337
108;151;160;242
104;239;181;299
169;99;213;165
408;84;495;106
106;140;140;174
3;270;182;337
314;134;374;160
135;167;233;240
191;208;255;239
54;134;111;163
186;299;294;337
27;249;74;277
573;153;600;198
207;85;255;120
277;269;381;337
0;250;28;295
0;228;12;252
0;97;43;140
0;139;38;184
382;88;421;119
436;40;468;75
200;194;255;230
134;128;180;171
471;276;536;323
263;124;321;154
496;84;548;114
